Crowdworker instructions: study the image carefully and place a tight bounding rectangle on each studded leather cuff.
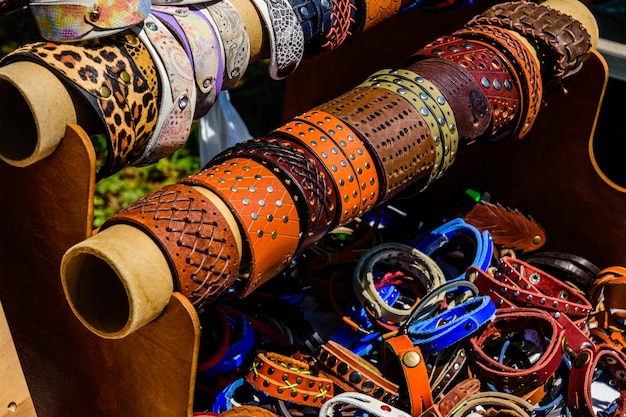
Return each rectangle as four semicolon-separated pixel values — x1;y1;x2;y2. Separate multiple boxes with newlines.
317;85;436;200
103;183;241;308
182;158;301;296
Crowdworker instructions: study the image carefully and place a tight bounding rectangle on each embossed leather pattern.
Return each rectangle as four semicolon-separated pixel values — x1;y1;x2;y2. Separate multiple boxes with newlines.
205;0;251;91
210;136;337;252
317;85;436;200
362;0;401;33
182;158;301;296
453;24;543;140
467;1;591;82
104;183;241;307
320;0;355;54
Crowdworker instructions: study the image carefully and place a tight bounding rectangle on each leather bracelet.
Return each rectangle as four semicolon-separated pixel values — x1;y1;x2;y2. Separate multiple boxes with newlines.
287;0;322;47
448;391;534;417
407;58;491;146
249;0;304;79
218;405;279;417
271;120;365;226
589;266;626;331
353;242;446;325
525;251;599;294
205;0;250;90
428;343;469;402
2;32;161;178
132;13;197;166
29;0;149;42
382;333;432;416
211;136;337;253
181;158;301;296
567;344;626;417
151;5;224;119
317;85;437;199
294;110;380;210
361;0;401;33
467;0;592;82
314;340;400;404
408;35;521;143
319;392;410;417
413;217;493;282
468;256;592;327
319;0;356;54
103;183;241;307
363;69;458;180
420;378;481;417
467;308;570;396
245;351;334;406
453;24;542;141
358;75;444;186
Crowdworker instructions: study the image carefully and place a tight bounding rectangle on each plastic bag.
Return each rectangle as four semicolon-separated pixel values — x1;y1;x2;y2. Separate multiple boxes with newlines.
198;90;253;166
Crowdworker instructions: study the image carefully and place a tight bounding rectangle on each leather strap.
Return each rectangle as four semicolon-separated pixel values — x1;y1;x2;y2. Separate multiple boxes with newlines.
409;35;521;143
382;333;432;416
319;392;411;417
249;0;304;79
103;183;241;307
151;5;224;119
469;256;592;327
182;158;301;296
448;391;534;417
420;378;481;417
407;58;491;147
525;251;599;294
132;13;196;166
218;405;279;417
314;340;400;403
2;31;160;178
353;242;446;325
205;0;250;91
294;109;380;211
317;85;437;199
29;0;149;42
245;351;334;406
453;24;542;141
361;0;401;33
271;119;366;226
428;343;469;401
319;0;355;54
211;136;337;253
467;0;592;82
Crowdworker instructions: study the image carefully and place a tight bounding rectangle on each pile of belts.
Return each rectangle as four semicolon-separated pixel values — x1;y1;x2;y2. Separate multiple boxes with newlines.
190;197;626;417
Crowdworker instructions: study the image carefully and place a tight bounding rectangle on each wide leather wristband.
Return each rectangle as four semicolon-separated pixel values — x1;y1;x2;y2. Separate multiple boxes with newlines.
407;58;491;146
382;333;432;416
181;158;301;296
317;85;437;199
408;35;521;143
314;340;400;404
468;256;592;327
353;242;446;325
210;136;336;253
453;24;543;140
467;308;565;396
270;119;367;226
245;351;334;406
467;0;592;82
103;183;241;307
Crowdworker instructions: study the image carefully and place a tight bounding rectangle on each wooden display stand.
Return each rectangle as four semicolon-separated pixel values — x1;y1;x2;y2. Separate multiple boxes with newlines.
0;6;613;416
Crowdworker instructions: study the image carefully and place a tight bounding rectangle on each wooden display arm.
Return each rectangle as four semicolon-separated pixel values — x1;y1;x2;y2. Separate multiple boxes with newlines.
0;124;200;417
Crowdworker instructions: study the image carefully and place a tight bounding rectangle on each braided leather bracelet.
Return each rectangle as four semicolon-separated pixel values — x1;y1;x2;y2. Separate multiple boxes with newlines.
103;183;241;307
467;1;591;82
245;351;335;406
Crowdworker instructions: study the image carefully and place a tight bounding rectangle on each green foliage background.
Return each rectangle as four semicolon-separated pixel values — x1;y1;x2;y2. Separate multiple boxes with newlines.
0;10;285;228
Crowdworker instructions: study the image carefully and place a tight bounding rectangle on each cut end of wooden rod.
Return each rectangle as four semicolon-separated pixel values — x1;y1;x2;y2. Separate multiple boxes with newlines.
0;61;77;167
61;224;174;339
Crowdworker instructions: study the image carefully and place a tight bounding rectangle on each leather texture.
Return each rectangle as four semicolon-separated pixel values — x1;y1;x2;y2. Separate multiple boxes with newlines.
182;158;301;296
104;183;241;308
317;85;437;200
467;1;592;82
